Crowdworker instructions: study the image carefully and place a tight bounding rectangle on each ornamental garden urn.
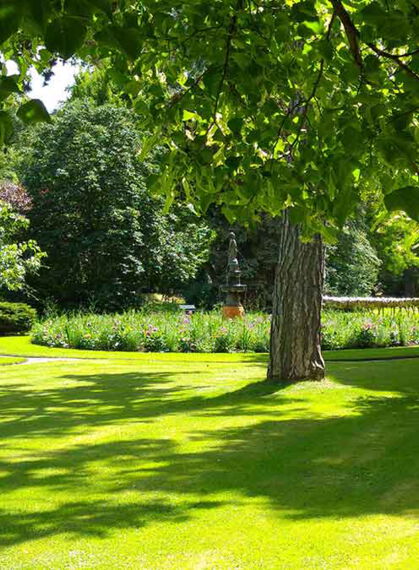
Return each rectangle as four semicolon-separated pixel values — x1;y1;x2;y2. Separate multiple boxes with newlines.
221;231;247;318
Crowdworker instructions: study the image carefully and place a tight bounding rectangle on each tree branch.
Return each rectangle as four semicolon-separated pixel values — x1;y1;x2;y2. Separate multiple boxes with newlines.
169;70;207;107
367;43;419;81
330;0;362;68
272;13;336;158
331;0;419;80
209;0;244;131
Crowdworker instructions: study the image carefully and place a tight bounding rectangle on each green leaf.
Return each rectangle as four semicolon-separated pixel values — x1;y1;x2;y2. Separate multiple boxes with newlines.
45;17;87;59
227;117;243;135
225;156;241;171
332;186;357;226
0;75;22;100
202;68;220;95
17;99;50;125
199;192;215;214
0;0;22;43
360;2;387;26
65;0;94;18
318;39;333;61
111;26;142;60
384;186;419;221
291;1;317;22
25;0;50;32
89;0;113;16
182;110;199;121
163;192;174;214
0;110;14;145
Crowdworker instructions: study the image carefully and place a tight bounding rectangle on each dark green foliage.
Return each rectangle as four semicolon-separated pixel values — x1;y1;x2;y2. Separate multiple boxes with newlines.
16;100;50;125
0;301;36;334
325;223;381;297
368;211;419;296
195;211;382;309
182;268;219;310
19;101;212;310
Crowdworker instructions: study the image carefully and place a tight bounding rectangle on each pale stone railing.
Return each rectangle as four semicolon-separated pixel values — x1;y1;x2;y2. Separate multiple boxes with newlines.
323;296;419;310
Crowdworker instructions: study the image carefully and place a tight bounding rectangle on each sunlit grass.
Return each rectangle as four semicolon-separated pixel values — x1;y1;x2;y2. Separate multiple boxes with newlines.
0;348;418;568
0;356;25;365
2;335;419;361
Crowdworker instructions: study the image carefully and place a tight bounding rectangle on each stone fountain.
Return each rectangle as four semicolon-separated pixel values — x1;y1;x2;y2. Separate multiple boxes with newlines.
221;231;247;318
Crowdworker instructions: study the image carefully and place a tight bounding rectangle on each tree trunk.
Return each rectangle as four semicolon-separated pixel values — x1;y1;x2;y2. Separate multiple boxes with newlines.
267;212;325;383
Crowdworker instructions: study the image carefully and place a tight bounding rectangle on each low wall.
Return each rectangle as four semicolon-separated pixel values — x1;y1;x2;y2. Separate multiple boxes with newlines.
323;296;419;310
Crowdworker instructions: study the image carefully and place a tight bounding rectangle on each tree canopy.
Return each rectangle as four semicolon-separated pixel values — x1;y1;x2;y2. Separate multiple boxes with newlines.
18;101;213;309
0;0;417;233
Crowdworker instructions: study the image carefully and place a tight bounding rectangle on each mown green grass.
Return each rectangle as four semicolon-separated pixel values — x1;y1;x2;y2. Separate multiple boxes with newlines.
0;346;418;568
0;356;25;365
1;334;419;361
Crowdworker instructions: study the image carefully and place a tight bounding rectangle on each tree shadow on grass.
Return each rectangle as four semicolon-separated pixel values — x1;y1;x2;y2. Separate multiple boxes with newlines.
0;499;225;547
0;359;418;547
0;368;286;440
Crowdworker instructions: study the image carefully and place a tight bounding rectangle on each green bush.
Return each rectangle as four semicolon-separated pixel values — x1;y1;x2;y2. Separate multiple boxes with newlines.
0;302;36;334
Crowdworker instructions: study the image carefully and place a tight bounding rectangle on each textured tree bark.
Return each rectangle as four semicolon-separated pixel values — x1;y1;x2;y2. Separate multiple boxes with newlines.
267;212;325;383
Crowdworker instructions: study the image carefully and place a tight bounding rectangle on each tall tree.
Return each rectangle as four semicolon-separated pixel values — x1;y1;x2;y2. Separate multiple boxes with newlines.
19;101;213;309
0;0;418;381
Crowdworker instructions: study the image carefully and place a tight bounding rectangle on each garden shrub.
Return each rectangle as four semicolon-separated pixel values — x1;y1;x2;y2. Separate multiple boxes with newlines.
0;302;36;334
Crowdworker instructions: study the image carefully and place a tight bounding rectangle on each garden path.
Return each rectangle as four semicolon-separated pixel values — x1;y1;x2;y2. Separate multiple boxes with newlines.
0;355;82;365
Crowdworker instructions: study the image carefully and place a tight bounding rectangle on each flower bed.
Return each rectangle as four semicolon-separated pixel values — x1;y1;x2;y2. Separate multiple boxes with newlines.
30;308;419;353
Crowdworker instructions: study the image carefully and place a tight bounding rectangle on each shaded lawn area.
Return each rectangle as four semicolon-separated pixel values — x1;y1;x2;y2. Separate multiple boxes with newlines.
0;350;418;568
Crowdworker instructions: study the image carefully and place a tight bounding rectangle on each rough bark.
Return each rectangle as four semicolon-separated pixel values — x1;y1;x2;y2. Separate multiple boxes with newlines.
267;212;325;383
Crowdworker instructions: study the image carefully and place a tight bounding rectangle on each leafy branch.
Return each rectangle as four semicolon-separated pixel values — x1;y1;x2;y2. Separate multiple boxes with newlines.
330;0;362;68
366;43;419;81
209;0;245;131
286;13;336;154
330;0;418;81
169;70;208;107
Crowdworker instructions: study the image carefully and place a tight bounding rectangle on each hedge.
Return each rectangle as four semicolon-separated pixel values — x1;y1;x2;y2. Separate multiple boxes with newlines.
0;302;37;334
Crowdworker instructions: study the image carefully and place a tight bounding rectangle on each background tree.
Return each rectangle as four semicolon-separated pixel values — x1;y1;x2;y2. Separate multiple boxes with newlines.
325;218;382;297
19;101;213;310
370;213;419;297
0;199;44;293
69;66;125;107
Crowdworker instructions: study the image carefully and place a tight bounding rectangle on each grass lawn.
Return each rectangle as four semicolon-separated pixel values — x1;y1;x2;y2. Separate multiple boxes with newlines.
1;334;419;361
0;356;26;365
0;340;418;568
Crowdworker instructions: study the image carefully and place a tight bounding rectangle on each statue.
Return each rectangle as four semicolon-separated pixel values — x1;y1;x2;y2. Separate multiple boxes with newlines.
228;231;238;266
